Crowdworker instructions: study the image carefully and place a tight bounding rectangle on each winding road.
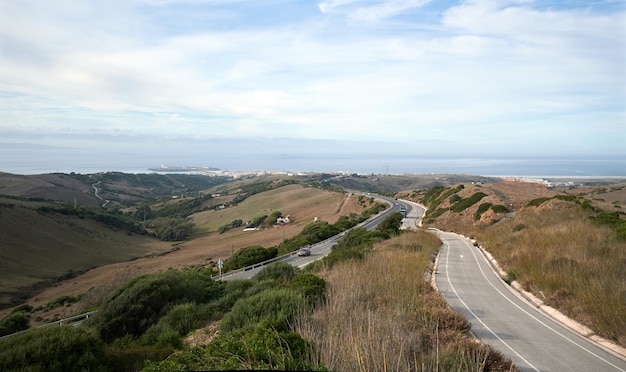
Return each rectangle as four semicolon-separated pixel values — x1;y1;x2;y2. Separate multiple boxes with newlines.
92;181;110;207
218;194;417;280
433;229;626;371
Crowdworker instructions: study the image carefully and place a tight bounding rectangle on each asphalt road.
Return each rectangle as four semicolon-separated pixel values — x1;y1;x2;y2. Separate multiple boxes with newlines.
433;229;626;372
221;194;413;280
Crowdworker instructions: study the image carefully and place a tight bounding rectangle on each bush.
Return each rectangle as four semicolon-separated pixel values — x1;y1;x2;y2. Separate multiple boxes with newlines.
254;261;299;282
218;219;243;234
491;204;508;213
0;326;107;372
333;227;388;251
375;212;403;234
144;325;321;371
450;192;487;213
287;273;327;305
449;194;462;203
153;218;194;241
334;214;360;230
223;245;278;272
141;302;213;347
527;197;552;207
87;270;223;342
11;304;33;314
0;312;29;336
220;289;303;333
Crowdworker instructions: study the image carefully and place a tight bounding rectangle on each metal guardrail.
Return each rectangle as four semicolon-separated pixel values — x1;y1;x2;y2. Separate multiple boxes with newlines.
0;310;99;340
210;238;331;280
210;195;397;280
1;195;400;340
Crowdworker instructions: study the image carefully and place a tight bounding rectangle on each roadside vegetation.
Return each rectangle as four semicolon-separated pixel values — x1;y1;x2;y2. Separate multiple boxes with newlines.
298;230;515;371
1;264;326;371
0;209;516;371
420;184;626;348
219;201;389;273
470;207;626;347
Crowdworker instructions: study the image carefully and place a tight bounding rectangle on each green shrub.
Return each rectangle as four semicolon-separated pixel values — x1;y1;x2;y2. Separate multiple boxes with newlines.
153;218;194;241
218;218;243;234
334;214;360;230
140;302;213;348
425;207;449;220
375;212;403;234
491;204;508;213
0;326;107;372
0;312;29;336
223;245;278;272
220;289;303;333
450;192;487;213
527;197;552;207
87;270;224;342
449;194;462;203
254;261;299;282
287;273;327;305
474;202;493;220
332;227;388;251
11;304;33;314
143;325;321;371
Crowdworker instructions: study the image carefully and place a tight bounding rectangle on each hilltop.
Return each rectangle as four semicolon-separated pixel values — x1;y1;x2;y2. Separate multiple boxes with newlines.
404;180;626;347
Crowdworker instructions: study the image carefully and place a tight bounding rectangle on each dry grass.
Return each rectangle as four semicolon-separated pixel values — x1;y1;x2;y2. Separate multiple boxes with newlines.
191;184;360;233
420;182;626;348
296;231;515;371
1;186;366;325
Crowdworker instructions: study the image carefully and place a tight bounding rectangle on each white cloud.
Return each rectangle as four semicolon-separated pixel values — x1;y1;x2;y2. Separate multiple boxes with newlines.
319;0;431;22
0;0;624;155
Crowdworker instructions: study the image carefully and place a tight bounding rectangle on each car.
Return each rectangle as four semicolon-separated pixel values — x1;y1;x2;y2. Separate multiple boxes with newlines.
297;247;311;257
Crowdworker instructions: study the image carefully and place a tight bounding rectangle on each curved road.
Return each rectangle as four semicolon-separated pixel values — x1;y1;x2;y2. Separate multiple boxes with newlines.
433;229;626;371
220;194;420;280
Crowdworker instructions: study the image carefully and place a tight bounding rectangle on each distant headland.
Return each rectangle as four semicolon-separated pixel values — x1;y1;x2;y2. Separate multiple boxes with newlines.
148;165;220;173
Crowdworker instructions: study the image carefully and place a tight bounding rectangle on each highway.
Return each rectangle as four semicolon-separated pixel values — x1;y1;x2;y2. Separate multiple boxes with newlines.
218;194;419;280
433;229;626;371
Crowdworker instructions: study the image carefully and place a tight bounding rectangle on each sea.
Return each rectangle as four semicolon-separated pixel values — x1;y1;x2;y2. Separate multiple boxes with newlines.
0;146;624;178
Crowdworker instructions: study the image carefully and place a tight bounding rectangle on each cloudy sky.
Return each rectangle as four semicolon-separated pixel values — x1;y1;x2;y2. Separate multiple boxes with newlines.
1;0;625;166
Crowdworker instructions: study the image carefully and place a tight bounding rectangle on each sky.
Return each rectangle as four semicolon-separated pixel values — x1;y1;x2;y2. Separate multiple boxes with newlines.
0;0;625;170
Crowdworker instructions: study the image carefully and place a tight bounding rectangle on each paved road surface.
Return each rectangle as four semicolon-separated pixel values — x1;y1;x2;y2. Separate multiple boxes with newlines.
434;230;626;372
221;194;415;280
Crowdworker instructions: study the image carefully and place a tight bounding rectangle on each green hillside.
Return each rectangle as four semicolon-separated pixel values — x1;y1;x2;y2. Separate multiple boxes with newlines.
0;198;171;308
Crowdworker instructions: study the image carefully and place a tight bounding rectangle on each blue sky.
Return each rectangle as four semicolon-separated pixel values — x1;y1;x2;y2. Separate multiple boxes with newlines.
1;0;625;161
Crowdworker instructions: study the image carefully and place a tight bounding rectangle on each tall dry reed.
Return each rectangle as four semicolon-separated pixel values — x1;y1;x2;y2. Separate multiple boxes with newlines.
296;231;515;371
471;207;626;346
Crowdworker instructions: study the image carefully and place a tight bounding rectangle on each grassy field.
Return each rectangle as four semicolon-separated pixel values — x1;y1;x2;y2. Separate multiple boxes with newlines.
297;231;515;371
0;184;366;325
190;184;353;233
0;199;171;308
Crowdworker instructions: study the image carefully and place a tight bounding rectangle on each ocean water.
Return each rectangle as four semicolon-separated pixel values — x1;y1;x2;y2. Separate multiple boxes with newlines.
1;145;624;178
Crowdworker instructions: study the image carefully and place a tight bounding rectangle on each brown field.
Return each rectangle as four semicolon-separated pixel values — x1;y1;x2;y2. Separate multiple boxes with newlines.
1;185;366;324
0;172;100;206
